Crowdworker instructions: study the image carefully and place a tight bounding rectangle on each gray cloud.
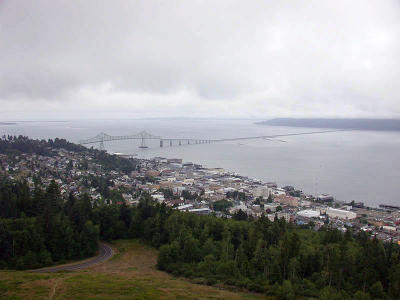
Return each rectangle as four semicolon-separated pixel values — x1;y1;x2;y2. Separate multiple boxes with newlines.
0;0;399;119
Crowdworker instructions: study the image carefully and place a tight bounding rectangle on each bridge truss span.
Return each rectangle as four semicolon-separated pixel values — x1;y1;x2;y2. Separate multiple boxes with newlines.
78;131;216;150
79;131;162;150
78;129;345;150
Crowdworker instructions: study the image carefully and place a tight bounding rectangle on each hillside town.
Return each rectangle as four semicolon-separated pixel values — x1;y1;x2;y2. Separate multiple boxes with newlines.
1;145;400;244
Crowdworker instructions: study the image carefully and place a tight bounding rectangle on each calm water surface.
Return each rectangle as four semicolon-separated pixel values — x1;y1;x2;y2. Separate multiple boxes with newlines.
1;119;399;207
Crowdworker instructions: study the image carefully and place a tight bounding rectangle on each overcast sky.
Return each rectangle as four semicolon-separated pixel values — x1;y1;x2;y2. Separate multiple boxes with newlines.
1;0;399;120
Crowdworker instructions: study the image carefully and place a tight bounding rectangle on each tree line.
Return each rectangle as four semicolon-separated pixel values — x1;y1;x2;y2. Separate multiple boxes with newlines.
0;178;99;269
0;135;86;155
156;211;400;299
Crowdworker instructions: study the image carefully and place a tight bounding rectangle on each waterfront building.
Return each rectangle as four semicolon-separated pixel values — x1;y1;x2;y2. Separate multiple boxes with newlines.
325;207;357;220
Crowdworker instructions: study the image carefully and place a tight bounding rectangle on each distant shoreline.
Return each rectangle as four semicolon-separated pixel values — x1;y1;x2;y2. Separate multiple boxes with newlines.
256;118;400;131
0;122;16;125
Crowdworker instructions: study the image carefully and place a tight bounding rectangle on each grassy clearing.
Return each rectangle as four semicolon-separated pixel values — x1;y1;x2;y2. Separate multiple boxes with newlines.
0;240;268;299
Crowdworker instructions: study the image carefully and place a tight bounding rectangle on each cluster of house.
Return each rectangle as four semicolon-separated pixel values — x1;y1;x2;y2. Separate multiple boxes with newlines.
0;149;109;198
1;149;400;243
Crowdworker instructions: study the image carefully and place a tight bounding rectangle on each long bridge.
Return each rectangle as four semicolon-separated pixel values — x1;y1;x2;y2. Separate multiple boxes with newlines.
78;130;344;150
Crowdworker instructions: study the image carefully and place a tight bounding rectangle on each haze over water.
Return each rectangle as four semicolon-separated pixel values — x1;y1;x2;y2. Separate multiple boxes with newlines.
2;119;399;207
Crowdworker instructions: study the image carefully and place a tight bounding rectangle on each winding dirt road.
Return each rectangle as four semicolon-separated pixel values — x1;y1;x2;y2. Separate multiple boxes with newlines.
31;242;113;273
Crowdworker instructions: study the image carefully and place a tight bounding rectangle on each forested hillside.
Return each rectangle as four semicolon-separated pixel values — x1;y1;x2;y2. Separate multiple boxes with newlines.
0;135;136;269
2;176;400;298
0;179;99;269
1;136;400;298
156;211;400;299
0;135;136;174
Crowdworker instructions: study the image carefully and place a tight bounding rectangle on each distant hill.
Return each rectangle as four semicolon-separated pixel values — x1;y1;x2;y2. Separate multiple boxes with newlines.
256;118;400;131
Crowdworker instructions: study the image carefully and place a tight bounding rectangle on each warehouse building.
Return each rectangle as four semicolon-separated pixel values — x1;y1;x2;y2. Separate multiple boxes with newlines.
326;207;357;220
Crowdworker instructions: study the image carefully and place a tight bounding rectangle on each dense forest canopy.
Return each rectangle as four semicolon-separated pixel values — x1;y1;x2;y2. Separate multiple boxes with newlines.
0;179;99;269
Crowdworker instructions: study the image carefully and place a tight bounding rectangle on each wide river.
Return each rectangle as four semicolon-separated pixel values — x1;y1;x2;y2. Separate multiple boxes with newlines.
1;119;399;207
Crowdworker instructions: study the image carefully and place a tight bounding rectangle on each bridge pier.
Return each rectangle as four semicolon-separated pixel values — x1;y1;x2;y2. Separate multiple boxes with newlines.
179;140;181;146
99;140;105;151
170;140;172;147
139;138;148;148
160;140;163;147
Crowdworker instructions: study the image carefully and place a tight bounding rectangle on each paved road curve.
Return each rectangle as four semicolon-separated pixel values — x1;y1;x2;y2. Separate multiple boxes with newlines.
31;242;113;273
